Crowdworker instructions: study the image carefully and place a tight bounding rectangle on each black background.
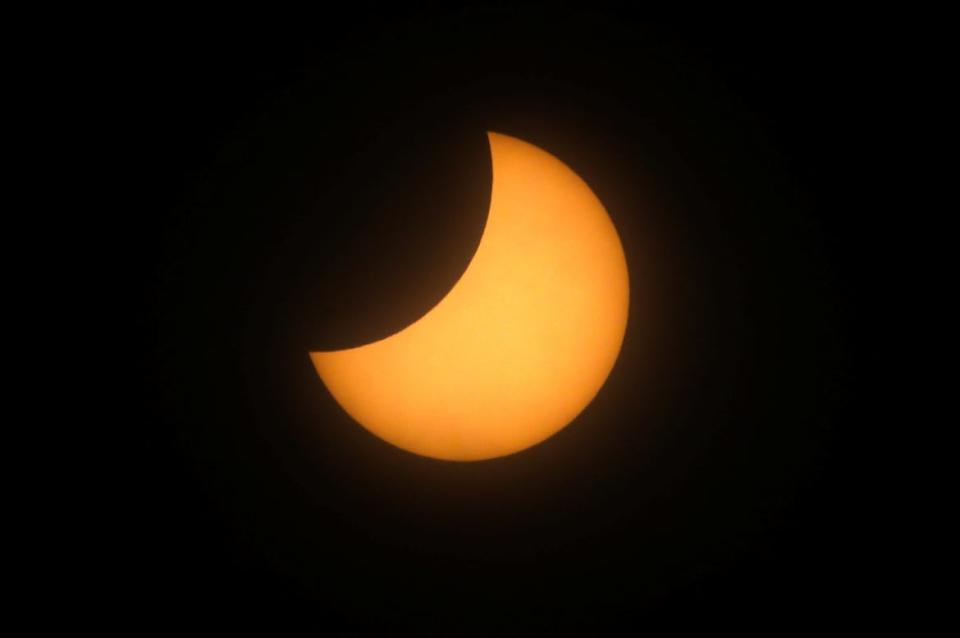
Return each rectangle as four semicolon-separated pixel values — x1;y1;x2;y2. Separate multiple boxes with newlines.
120;5;884;634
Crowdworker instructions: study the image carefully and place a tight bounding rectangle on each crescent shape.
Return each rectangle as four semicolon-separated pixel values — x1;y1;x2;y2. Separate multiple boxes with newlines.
311;132;629;461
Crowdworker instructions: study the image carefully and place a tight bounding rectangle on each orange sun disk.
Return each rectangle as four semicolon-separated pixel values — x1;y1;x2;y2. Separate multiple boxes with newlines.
311;132;629;461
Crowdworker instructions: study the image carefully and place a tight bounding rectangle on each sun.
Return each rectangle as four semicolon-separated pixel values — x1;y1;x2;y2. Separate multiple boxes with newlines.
311;132;629;461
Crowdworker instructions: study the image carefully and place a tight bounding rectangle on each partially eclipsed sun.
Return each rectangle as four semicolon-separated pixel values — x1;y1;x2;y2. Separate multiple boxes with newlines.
310;132;629;461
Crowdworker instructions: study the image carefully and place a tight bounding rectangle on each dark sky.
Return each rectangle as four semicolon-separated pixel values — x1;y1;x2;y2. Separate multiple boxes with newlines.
121;5;883;634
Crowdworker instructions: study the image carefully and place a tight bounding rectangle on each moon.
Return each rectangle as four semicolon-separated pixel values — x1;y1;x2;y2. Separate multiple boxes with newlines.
310;132;629;461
